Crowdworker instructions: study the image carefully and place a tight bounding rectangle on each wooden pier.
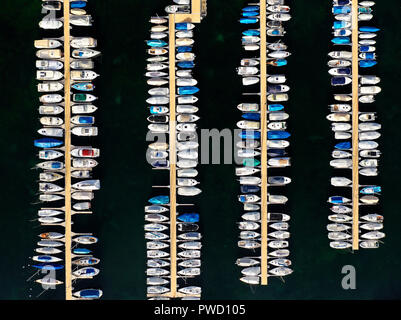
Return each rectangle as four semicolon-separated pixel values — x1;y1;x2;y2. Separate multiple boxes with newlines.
147;0;206;299
351;0;359;251
259;0;269;286
168;14;178;298
63;0;73;300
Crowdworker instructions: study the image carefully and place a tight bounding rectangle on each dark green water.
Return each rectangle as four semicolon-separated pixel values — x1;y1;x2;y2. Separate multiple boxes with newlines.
0;0;401;300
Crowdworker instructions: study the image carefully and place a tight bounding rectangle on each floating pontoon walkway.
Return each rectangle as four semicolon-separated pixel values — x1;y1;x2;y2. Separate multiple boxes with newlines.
259;0;269;286
63;0;73;300
147;0;206;299
351;0;359;251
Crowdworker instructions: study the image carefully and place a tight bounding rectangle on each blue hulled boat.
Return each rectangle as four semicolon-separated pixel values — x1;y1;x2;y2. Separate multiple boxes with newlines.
147;40;167;48
34;138;63;148
268;104;285;111
241;185;260;193
268;131;291;140
239;130;261;139
73;248;92;255
178;213;199;223
240;18;258;24
32;263;64;270
177;46;192;53
360;60;377;68
149;195;169;205
331;37;350;45
335;142;351;150
242;113;260;121
177;61;195;69
243;29;260;36
178;86;199;95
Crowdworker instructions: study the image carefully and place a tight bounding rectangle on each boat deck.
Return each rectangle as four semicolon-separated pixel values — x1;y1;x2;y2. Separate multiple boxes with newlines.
63;0;73;300
351;0;359;250
259;0;269;286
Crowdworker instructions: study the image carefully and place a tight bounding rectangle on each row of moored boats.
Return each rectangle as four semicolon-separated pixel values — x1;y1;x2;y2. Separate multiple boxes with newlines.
235;0;293;285
145;2;202;299
327;0;384;250
31;0;102;300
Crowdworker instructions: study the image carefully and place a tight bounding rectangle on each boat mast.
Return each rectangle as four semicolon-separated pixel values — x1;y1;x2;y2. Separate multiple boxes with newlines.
63;0;73;300
351;0;360;251
259;0;269;286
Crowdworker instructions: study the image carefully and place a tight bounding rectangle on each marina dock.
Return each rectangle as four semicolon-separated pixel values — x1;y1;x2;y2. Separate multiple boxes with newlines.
259;0;268;286
146;0;207;299
33;0;101;299
236;0;293;285
328;1;383;251
168;14;178;297
63;0;73;300
351;0;360;251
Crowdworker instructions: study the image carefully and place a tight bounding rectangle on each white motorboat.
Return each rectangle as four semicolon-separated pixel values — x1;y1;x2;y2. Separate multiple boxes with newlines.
147;250;169;259
72;180;100;191
241;212;260;222
71;70;99;80
147;277;169;286
360;240;379;249
269;258;291;267
39;150;63;160
72;48;101;59
240;276;259;285
269;231;290;240
241;267;260;276
268;249;290;258
71;147;100;158
179;242;202;250
39;18;63;29
330;241;352;249
71;59;95;69
72;158;98;168
236;167;260;176
177;178;198;186
330;205;352;214
36;60;63;70
331;177;352;187
238;240;260;249
38;82;64;92
239;176;261;185
269;267;293;276
361;231;385;240
144;224;168;232
360;223;383;231
327;224;351;232
330;159;352;169
147;241;169;250
71;191;94;201
236;257;260;267
327;113;351;122
268;75;286;84
71;126;98;136
71;37;97;48
177;169;198;177
328;214;352;223
238;222;260;231
177;250;201;258
178;286;201;295
270;222;289;231
145;232;168;241
240;231;260;239
268;240;288;249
